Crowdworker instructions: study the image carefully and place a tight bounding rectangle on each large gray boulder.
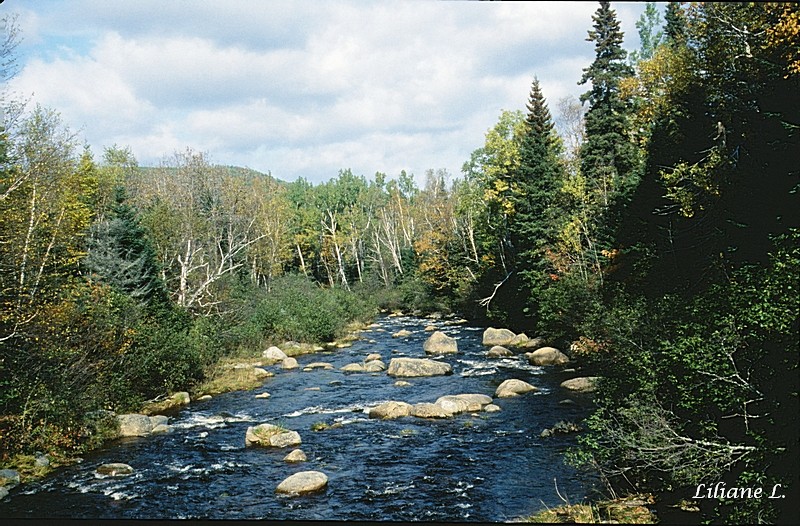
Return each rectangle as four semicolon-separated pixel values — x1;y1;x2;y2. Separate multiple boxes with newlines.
117;414;153;437
423;331;458;355
411;402;449;419
435;395;471;415
263;346;287;361
275;471;328;495
387;357;452;377
368;401;412;419
482;327;516;346
560;377;599;393
245;423;302;448
527;347;570;366
495;379;539;398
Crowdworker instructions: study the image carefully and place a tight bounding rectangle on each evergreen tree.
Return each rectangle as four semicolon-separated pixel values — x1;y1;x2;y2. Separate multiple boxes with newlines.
579;1;638;201
84;186;168;309
510;78;563;314
663;1;686;46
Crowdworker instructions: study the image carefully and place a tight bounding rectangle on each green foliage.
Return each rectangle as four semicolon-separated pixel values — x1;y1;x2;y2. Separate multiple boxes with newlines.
245;274;375;344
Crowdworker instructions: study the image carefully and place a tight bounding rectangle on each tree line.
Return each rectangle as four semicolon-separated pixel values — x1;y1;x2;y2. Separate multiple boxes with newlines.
1;3;798;522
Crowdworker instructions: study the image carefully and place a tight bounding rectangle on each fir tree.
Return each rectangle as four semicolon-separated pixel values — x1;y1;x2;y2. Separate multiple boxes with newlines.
577;1;639;255
84;186;168;309
510;78;563;306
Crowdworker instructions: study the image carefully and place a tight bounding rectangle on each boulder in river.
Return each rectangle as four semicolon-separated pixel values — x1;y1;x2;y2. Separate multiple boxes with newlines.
283;449;308;463
411;402;449;419
96;463;134;476
508;333;529;347
495;379;538;398
387;357;452;377
482;327;516;346
117;414;153;437
487;345;512;358
484;404;501;413
394;380;412;387
527;347;570;366
262;346;287;361
275;471;328;495
560;377;599;393
255;392;271;399
392;329;413;338
368;401;412;419
424;325;437;331
341;363;365;373
423;331;458;355
364;360;386;372
281;357;299;370
435;396;471;415
365;353;382;363
245;423;302;448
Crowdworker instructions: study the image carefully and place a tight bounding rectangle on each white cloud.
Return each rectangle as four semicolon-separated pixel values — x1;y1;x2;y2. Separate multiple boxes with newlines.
7;0;648;183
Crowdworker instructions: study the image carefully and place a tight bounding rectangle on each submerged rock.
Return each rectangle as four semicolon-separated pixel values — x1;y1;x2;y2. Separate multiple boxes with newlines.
96;463;134;476
484;404;501;413
394;380;412;387
423;331;458;355
495;379;538;398
275;471;328;495
387;357;452;377
392;329;413;338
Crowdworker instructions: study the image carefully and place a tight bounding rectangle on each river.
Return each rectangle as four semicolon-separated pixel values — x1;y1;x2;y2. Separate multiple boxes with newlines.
2;314;598;521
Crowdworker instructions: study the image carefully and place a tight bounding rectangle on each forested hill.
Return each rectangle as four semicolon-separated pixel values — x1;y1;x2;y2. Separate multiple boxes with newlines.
1;3;798;523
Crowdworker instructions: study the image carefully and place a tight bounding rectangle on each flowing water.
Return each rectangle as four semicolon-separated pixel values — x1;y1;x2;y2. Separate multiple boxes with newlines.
2;315;598;521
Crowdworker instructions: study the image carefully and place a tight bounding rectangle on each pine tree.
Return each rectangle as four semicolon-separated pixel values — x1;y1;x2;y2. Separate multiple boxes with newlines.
511;78;563;307
576;1;639;275
84;186;168;309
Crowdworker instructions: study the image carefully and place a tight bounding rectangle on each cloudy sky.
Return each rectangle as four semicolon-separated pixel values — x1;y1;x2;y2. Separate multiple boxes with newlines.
6;0;649;185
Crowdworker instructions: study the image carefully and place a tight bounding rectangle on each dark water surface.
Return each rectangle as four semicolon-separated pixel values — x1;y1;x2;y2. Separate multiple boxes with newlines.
3;315;598;521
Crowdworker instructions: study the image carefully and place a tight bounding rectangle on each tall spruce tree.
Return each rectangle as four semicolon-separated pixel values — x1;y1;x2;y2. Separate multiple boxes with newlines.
84;186;168;309
510;78;563;311
578;1;638;245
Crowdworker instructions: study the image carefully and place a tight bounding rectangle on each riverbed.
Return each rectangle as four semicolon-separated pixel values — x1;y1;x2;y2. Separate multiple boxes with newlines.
2;315;597;521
